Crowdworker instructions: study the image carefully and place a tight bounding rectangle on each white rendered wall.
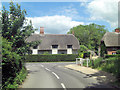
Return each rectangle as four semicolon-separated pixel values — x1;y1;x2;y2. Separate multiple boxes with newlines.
52;49;58;54
67;48;72;54
32;49;38;54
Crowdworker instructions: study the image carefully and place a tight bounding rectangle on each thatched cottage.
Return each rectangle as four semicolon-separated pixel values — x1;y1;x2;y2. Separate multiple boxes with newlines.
100;28;120;55
26;27;80;54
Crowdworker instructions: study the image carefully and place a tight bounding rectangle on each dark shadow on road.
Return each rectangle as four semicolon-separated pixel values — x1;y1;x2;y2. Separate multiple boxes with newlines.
83;70;120;89
27;70;40;74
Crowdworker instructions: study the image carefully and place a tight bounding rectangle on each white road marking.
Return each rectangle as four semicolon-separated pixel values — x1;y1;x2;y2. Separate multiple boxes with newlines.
61;83;66;90
27;69;30;70
41;65;44;67
52;72;60;79
45;68;51;71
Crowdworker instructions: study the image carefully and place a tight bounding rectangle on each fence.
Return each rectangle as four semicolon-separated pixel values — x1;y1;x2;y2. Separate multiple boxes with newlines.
76;58;90;67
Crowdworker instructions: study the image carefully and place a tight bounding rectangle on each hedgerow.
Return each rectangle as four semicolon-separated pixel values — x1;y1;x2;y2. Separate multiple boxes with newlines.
25;54;78;62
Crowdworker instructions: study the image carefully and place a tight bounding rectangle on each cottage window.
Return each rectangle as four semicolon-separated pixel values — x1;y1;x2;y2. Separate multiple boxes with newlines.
33;45;38;49
112;52;116;55
67;45;72;48
52;45;58;48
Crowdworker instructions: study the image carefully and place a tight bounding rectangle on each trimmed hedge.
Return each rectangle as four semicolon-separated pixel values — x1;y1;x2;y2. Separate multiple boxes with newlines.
105;54;120;58
25;54;78;62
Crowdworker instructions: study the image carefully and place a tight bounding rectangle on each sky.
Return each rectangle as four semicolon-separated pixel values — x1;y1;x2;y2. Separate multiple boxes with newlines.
0;0;119;34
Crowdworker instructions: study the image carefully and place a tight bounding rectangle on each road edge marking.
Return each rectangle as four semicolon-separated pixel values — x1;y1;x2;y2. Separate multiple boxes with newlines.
61;83;66;90
41;65;44;67
52;72;60;79
45;68;51;71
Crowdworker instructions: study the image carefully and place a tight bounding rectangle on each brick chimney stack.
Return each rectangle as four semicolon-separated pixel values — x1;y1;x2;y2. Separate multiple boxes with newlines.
115;28;119;33
40;27;44;34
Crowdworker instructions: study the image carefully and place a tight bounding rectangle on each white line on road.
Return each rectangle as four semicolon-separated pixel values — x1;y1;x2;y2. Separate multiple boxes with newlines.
45;68;51;71
61;83;66;90
41;65;44;67
52;72;60;79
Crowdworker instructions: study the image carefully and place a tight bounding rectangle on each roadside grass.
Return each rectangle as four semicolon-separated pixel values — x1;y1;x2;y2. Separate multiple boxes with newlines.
111;80;120;87
83;56;120;87
2;67;28;89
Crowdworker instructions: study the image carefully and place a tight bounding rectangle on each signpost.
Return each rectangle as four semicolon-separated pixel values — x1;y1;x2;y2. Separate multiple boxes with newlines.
76;58;90;67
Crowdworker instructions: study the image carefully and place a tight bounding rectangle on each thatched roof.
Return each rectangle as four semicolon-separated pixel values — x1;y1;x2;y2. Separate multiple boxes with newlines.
26;34;80;50
102;32;120;47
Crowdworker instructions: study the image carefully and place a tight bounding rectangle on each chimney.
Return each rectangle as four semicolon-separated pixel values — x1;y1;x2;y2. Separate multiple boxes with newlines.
72;31;74;35
115;28;119;33
40;27;44;34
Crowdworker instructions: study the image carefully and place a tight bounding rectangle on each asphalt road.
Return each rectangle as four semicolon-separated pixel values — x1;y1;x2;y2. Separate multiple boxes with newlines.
21;62;113;89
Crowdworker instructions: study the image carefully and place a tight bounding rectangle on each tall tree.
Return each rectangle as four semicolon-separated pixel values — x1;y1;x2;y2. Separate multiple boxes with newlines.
68;23;108;54
2;2;40;56
2;2;40;88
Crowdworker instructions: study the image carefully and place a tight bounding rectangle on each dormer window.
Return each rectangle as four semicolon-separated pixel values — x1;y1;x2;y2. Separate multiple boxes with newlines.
67;45;72;48
33;46;38;49
52;45;58;48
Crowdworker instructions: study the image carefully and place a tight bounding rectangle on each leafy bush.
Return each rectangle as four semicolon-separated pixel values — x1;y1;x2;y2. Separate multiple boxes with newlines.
78;53;84;58
3;67;27;88
100;41;107;57
2;38;27;88
91;57;103;68
105;54;120;58
26;54;78;62
83;56;120;81
116;50;120;54
78;51;90;58
83;51;90;58
78;45;88;53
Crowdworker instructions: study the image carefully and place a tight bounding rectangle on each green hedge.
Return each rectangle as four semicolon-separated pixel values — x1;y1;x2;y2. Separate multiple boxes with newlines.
25;54;78;62
105;54;120;58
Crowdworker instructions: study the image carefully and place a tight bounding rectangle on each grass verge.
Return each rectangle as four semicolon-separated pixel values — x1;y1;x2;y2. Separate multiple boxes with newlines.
83;56;120;87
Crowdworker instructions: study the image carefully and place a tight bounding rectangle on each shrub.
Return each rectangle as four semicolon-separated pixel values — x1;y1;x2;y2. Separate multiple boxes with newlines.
25;54;78;62
2;67;27;88
2;38;27;88
78;45;88;53
92;57;103;68
116;50;120;54
83;51;90;58
78;53;84;58
100;41;107;57
105;54;120;58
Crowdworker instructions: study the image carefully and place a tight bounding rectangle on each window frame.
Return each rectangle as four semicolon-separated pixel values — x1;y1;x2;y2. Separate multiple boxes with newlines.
33;45;38;49
52;45;58;48
67;45;72;48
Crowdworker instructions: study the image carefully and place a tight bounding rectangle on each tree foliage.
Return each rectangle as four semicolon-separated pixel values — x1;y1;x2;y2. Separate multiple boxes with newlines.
2;1;40;56
100;41;107;57
1;2;40;88
68;23;108;54
78;45;88;53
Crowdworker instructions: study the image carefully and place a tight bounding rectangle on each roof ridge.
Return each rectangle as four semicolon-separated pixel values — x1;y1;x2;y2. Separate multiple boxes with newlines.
32;34;74;36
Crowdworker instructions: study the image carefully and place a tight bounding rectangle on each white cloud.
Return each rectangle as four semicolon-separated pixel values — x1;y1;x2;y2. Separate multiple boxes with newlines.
1;0;92;2
87;0;118;28
49;4;83;20
27;15;84;34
